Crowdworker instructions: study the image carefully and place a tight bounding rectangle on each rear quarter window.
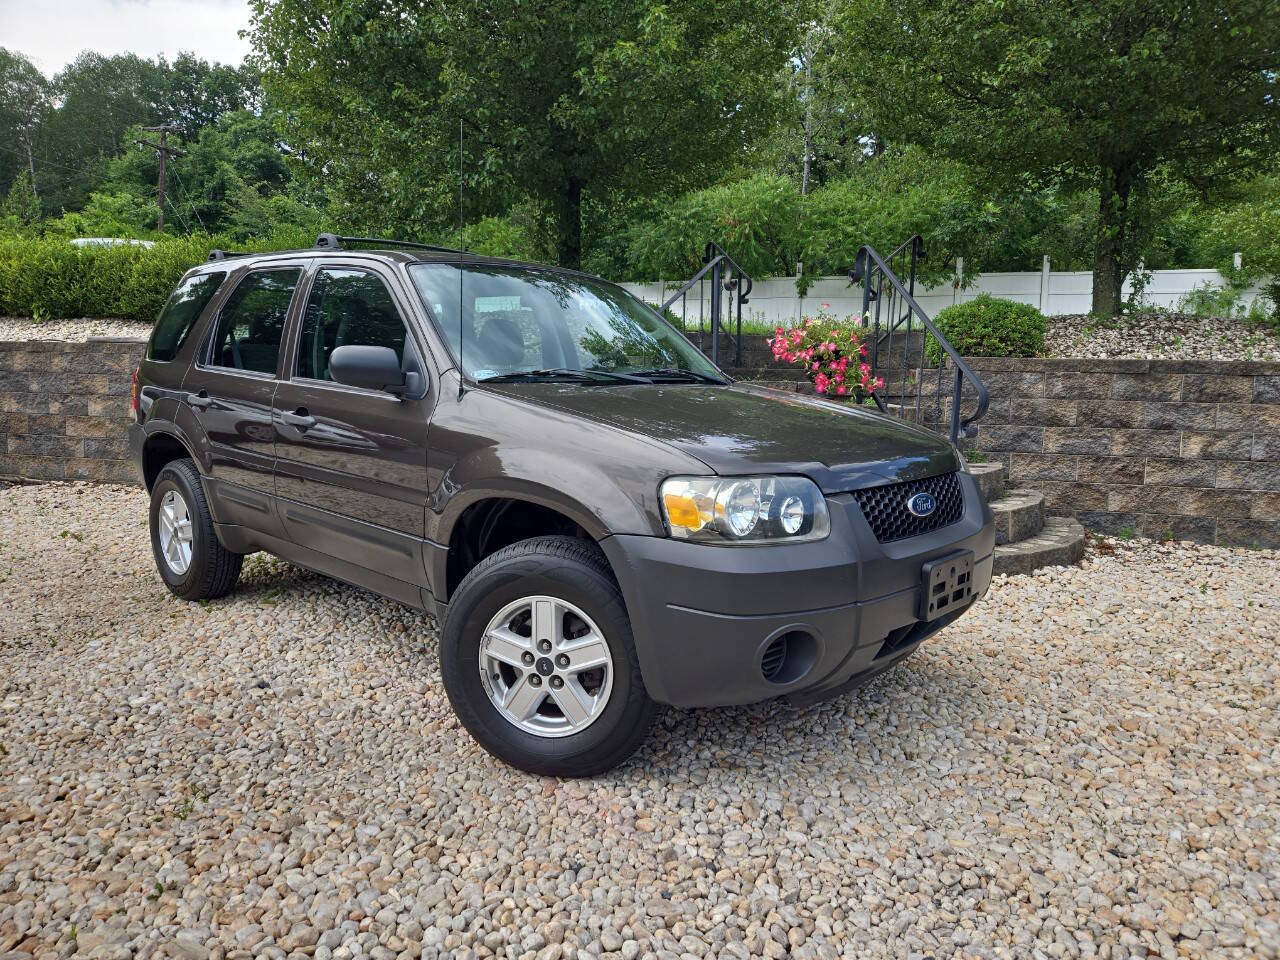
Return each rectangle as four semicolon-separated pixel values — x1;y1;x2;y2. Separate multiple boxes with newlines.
147;271;227;362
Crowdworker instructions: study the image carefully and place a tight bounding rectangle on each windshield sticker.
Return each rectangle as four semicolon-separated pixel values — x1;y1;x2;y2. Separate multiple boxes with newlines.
474;296;522;312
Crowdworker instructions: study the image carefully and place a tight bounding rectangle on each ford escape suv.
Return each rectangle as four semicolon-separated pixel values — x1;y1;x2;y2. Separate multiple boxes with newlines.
130;235;995;776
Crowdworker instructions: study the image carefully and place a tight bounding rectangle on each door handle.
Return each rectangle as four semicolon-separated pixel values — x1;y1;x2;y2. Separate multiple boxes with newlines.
281;407;316;429
185;391;212;409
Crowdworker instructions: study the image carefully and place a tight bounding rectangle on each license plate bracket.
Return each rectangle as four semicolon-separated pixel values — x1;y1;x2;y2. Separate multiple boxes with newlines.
919;550;975;621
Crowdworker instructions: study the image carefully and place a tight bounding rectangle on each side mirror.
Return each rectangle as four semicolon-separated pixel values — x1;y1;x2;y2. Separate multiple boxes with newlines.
329;345;408;394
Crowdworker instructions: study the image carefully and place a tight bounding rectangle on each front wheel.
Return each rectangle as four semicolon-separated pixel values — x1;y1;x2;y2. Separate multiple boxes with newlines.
440;536;657;776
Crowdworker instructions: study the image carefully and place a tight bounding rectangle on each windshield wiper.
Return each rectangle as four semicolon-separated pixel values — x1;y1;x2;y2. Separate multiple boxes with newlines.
477;368;648;384
626;367;729;385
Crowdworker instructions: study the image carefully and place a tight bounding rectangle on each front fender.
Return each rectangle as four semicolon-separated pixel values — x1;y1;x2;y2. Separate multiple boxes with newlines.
427;447;663;545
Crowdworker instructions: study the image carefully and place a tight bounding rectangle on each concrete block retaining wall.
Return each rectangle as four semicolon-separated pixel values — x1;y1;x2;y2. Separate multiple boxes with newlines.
958;358;1280;548
0;338;146;483
1;334;1276;547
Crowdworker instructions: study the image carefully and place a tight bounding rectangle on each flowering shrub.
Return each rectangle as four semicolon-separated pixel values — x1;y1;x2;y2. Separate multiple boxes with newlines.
767;307;885;398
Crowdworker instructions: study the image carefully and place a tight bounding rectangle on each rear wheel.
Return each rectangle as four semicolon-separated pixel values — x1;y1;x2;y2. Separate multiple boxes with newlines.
441;536;656;776
149;459;242;600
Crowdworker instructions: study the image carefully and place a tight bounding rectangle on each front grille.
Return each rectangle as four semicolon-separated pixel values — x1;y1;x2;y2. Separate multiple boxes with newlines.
851;471;964;543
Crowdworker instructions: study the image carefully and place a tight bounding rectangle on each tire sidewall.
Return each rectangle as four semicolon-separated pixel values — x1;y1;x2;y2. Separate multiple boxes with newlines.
149;467;204;594
442;552;647;770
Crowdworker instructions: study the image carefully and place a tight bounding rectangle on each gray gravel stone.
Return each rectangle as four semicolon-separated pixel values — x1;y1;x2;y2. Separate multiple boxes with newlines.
0;316;151;342
0;481;1277;960
1048;311;1280;360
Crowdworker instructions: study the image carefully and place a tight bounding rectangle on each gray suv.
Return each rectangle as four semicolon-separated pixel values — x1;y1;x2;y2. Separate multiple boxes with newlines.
130;235;995;775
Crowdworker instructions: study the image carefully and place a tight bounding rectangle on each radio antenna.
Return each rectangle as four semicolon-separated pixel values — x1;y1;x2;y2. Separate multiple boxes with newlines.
457;117;465;399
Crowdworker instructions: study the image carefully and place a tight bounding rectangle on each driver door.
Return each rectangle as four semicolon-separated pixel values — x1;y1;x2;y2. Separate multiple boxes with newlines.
272;264;433;588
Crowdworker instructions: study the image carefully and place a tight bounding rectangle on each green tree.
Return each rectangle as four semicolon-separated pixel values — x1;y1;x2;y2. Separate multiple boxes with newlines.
0;170;41;231
31;51;257;216
0;49;50;201
754;2;866;196
157;53;259;139
43;189;157;238
835;0;1280;315
103;110;307;236
33;52;167;213
249;0;803;268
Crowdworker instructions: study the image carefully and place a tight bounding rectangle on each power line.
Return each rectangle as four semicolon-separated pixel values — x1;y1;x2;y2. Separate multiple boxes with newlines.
163;192;192;234
167;165;207;233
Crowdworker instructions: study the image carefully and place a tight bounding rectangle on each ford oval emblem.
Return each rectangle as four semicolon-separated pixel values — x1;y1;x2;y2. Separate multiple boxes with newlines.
907;492;937;517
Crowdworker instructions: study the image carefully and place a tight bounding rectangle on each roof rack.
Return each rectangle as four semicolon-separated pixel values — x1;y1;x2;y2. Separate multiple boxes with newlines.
315;233;467;256
206;249;245;261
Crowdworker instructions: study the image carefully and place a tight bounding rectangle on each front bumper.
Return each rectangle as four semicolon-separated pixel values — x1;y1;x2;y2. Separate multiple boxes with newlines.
600;471;994;708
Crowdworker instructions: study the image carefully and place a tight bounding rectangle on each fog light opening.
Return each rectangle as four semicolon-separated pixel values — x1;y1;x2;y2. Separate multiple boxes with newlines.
760;630;819;685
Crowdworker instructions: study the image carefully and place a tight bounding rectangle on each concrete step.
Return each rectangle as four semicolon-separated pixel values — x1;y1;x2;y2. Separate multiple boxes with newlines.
967;463;1005;503
988;488;1045;545
992;516;1085;577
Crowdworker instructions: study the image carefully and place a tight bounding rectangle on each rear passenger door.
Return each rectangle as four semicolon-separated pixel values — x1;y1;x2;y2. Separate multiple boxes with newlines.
272;264;433;587
182;265;303;535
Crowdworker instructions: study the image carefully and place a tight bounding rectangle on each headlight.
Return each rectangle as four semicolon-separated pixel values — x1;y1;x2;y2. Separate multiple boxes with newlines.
660;476;830;545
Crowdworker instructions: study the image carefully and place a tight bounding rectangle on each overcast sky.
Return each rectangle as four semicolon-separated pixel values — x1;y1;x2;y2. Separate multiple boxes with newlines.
1;0;254;76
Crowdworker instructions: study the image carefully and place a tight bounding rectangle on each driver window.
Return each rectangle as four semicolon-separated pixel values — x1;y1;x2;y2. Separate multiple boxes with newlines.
297;268;408;381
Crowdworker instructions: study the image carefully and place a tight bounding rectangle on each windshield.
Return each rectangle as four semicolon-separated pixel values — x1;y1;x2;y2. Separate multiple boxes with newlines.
408;263;725;383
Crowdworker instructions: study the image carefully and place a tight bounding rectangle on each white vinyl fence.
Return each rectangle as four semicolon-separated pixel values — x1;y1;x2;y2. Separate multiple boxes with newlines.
623;264;1267;327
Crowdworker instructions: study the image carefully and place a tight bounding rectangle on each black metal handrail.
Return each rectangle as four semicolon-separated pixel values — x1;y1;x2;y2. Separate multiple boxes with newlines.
851;237;989;445
660;242;753;366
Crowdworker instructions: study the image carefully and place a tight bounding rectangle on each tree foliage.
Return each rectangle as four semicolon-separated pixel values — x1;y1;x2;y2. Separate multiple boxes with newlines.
249;0;803;267
833;0;1280;315
16;51;258;216
0;49;50;200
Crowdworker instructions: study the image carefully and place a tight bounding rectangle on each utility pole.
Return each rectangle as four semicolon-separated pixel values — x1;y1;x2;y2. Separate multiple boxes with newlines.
134;125;186;231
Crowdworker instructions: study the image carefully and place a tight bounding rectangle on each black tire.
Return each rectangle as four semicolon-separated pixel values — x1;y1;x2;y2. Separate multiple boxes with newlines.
441;535;657;776
149;458;242;601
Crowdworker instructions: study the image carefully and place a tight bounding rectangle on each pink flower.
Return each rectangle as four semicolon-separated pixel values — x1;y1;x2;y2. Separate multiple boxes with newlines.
834;373;844;384
812;362;819;371
836;384;847;395
814;373;829;393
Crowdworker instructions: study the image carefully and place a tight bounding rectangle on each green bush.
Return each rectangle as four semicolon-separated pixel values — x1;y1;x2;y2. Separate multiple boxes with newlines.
927;295;1047;361
0;229;324;323
0;235;212;321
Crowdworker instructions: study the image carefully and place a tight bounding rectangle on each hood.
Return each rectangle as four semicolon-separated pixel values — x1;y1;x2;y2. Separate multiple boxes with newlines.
481;381;959;491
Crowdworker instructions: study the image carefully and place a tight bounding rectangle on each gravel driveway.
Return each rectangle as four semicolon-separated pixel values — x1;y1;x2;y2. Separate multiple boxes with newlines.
1;482;1277;960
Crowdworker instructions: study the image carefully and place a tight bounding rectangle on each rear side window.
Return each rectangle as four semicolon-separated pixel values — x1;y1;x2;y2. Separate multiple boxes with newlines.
296;268;408;381
206;268;302;375
147;271;226;362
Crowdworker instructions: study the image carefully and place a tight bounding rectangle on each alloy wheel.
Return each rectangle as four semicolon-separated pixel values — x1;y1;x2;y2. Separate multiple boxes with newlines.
157;489;194;575
478;595;614;738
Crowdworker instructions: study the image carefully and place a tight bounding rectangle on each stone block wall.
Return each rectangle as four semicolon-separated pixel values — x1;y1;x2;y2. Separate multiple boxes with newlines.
0;338;146;483
956;359;1279;547
2;334;1278;548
